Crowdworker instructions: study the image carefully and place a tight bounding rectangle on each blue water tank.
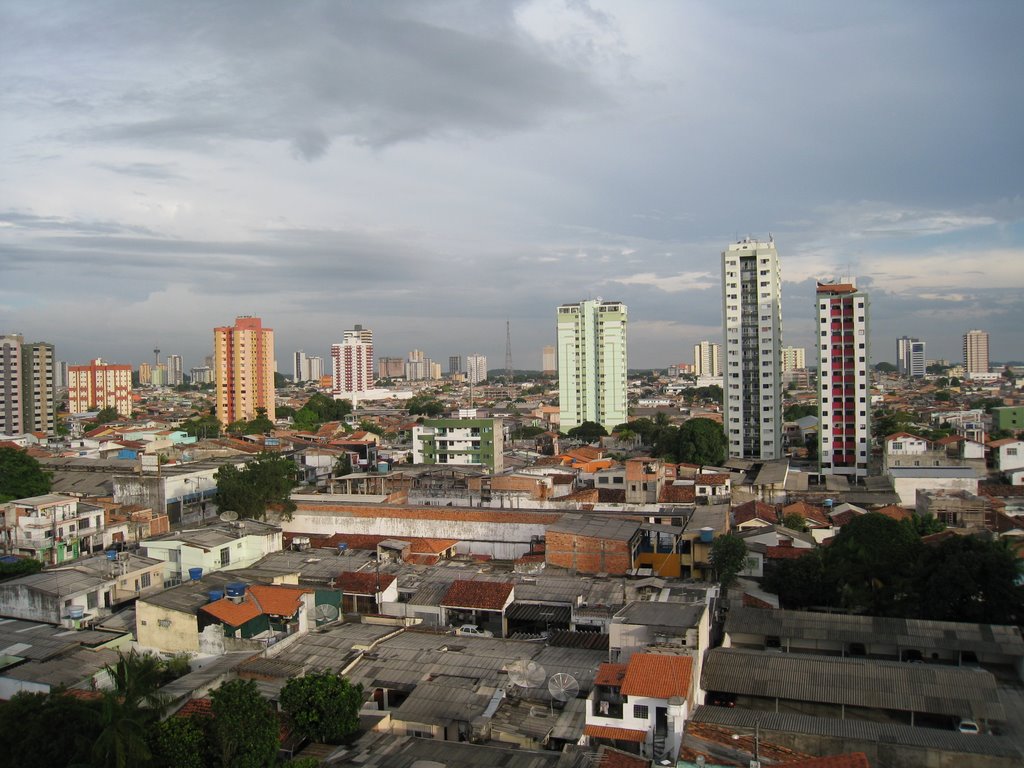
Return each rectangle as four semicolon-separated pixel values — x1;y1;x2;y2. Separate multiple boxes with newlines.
225;582;246;598
105;550;118;561
337;543;348;553
188;567;203;581
376;461;389;474
208;589;224;603
68;606;85;619
699;527;714;543
823;498;834;508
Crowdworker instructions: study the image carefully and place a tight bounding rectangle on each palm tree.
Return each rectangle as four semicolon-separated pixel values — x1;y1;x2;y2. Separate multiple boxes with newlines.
90;650;170;768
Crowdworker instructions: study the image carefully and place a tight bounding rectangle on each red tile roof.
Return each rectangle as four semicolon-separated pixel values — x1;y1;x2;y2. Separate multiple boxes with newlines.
200;596;262;626
593;746;650;768
733;500;778;525
785;754;871;768
875;504;912;521
620;653;692;699
765;545;810;560
334;571;396;595
440;579;514;610
199;585;311;626
659;484;696;503
742;593;775;609
594;663;628;687
176;698;213;718
782;501;829;526
583;724;647;743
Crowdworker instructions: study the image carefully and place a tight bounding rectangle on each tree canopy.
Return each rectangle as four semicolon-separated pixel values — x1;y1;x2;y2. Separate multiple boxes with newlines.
406;394;445;417
675;418;727;465
225;407;274;435
0;447;52;503
280;672;363;744
180;413;222;440
710;534;748;587
210;679;280;768
566;421;608;441
214;453;298;520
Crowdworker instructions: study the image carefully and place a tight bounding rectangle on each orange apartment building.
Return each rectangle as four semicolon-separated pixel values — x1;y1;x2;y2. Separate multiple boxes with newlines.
214;316;276;426
68;358;133;416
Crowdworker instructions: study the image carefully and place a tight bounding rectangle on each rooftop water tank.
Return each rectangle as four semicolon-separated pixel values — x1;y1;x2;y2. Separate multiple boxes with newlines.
225;582;246;598
699;527;714;543
188;567;203;581
105;550;118;561
68;606;85;619
208;589;224;603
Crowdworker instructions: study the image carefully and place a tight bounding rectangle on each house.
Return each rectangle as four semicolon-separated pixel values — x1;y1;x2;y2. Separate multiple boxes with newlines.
988;438;1024;475
199;583;314;647
585;653;693;759
439;579;514;636
732;500;778;529
1;494;107;564
142;519;283;583
334;570;398;613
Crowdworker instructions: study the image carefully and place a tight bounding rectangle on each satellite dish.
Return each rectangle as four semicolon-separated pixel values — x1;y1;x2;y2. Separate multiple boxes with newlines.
219;510;239;522
547;673;579;702
506;659;546;690
314;604;339;622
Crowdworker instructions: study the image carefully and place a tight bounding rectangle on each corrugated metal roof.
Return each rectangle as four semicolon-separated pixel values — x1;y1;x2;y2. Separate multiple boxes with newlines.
701;648;1005;720
690;706;1021;758
725;605;1024;657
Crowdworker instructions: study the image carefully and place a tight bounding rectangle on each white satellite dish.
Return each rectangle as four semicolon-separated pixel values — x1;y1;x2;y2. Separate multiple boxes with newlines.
314;604;339;623
506;659;546;691
219;510;239;522
547;672;579;703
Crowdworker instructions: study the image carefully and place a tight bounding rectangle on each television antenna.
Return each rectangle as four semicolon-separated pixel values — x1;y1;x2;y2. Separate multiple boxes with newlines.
314;603;339;623
219;510;238;522
506;659;546;696
547;672;579;709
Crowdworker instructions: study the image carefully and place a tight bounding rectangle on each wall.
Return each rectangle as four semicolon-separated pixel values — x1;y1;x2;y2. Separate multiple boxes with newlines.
136;601;200;653
545;531;632;575
892;476;979;507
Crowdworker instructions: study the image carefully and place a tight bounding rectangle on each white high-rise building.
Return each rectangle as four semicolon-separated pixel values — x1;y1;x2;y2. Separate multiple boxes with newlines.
557;299;628;433
817;280;870;478
781;346;806;373
293;350;308;382
466;354;488;385
0;334;24;435
332;325;374;395
896;336;926;377
167;354;183;386
542;345;556;375
722;238;783;460
963;329;990;377
306;355;323;382
693;341;722;377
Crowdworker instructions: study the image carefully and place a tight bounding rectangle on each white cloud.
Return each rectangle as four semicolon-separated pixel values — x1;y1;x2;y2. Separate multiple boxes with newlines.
608;271;716;293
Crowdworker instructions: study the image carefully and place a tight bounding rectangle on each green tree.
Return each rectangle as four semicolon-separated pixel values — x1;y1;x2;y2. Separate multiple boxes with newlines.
334;453;353;477
784;403;818;421
874;362;897;373
0;447;52;503
651;424;681;461
763;550;835;610
823;513;921;615
675;418;726;466
214;453;298;520
909;536;1024;624
91;649;169;768
782;512;807;532
905;512;945;537
0;557;44;579
709;534;748;587
210;679;280;768
93;406;120;425
0;691;100;768
566;421;608;441
407;394;445;417
152;715;208;768
280;672;363;744
181;414;222;440
511;425;546;440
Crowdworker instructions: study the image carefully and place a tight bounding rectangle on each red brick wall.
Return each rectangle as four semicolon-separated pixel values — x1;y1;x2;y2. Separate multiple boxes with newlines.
545;530;632;575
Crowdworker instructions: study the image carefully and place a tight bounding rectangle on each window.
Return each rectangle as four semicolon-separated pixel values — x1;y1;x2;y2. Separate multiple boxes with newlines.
87;592;98;609
633;704;649;719
219;547;231;567
141;573;151;588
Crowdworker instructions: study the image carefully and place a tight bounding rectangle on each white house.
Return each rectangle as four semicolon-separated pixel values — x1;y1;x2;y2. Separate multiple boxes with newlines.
141;519;283;584
1;494;106;563
585;653;693;760
989;438;1024;475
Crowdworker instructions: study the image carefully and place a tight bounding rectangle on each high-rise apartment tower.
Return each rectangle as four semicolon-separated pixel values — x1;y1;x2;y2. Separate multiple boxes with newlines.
557;299;628;433
332;325;374;396
963;329;990;377
896;336;926;377
722;238;783;460
817;281;870;478
214;316;276;425
693;341;722;377
466;354;488;385
69;358;133;416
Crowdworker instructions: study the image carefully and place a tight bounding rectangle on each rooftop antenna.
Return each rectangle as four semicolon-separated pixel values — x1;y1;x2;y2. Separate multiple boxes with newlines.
505;319;514;399
547;672;579;713
153;345;160;367
506;659;546;698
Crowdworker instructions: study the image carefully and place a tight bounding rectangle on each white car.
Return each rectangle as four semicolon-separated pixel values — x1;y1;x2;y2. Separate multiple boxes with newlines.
957;719;980;735
455;624;493;638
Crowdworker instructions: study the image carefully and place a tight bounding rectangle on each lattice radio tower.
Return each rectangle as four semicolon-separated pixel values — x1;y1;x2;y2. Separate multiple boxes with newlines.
505;320;514;399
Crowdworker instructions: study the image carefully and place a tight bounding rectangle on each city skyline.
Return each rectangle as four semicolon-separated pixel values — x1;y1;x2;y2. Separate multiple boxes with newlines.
2;3;1022;368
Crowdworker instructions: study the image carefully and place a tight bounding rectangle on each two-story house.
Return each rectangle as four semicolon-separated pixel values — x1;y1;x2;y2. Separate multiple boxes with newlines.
1;494;106;564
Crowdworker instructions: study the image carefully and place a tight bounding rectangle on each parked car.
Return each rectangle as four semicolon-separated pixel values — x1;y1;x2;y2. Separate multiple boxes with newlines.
455;624;494;638
957;719;980;735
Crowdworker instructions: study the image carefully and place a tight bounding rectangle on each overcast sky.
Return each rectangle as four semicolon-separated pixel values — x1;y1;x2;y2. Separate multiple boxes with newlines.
2;1;1022;372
